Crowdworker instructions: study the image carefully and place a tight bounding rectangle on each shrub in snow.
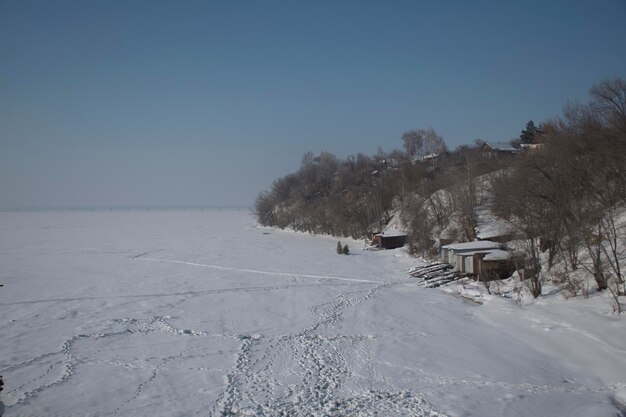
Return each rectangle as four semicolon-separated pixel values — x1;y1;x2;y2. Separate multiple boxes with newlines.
335;241;350;255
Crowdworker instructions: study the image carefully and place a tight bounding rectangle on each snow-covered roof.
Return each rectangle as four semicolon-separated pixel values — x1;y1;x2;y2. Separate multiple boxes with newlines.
420;153;439;160
484;141;517;152
454;250;494;258
441;240;501;251
483;249;512;261
377;228;407;237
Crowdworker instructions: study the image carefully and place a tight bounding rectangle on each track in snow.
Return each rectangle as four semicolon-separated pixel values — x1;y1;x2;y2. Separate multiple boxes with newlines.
209;282;448;417
4;256;620;416
4;304;622;416
0;282;351;307
136;256;382;284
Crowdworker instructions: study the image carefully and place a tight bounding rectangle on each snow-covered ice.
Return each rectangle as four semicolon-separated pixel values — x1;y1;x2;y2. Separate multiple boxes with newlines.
0;211;625;416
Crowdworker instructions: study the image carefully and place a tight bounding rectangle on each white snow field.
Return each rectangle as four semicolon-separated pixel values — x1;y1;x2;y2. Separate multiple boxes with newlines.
0;211;625;417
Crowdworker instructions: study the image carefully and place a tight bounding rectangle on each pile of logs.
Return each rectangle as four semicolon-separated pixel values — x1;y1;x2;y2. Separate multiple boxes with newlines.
409;262;466;288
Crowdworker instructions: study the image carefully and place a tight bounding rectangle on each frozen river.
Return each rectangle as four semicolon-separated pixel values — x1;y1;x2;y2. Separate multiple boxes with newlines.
0;211;623;416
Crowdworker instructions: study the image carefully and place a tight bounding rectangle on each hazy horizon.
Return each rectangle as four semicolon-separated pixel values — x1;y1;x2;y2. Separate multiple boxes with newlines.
0;205;251;212
2;1;625;209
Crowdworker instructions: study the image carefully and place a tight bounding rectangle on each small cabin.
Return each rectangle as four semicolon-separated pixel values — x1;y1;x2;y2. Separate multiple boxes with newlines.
473;250;516;281
373;231;407;249
440;241;502;267
439;241;516;280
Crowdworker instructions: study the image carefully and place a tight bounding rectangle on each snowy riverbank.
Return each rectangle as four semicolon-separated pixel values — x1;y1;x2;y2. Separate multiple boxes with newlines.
1;211;624;416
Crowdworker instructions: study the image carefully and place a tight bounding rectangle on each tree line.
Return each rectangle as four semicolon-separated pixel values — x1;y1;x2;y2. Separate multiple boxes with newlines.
255;78;626;302
492;79;626;303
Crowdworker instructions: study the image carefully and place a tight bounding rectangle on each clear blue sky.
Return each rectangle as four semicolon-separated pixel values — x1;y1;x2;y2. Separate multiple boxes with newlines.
1;0;625;209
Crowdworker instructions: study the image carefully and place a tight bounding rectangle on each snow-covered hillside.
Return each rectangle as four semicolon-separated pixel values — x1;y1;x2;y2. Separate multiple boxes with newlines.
0;211;625;416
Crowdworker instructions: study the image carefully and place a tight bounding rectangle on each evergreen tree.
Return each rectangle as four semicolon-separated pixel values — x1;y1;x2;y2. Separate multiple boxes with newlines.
520;120;538;145
336;241;343;255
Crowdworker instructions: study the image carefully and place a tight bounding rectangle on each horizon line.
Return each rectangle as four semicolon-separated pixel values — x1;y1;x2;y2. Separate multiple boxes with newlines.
0;206;252;213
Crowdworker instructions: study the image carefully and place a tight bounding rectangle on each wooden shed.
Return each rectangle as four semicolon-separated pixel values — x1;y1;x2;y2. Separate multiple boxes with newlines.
458;251;484;274
440;241;502;267
373;232;407;249
473;250;516;281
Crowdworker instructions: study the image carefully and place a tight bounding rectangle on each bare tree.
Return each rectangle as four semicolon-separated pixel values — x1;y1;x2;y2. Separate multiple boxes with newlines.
401;128;446;159
590;78;626;131
402;130;422;158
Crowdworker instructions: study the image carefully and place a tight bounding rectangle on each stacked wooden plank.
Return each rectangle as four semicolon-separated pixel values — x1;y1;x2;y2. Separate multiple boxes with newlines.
409;262;466;288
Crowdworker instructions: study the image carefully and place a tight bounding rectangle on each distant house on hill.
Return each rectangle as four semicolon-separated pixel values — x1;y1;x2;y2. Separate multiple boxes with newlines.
519;142;545;152
410;152;440;164
379;158;402;170
480;141;518;158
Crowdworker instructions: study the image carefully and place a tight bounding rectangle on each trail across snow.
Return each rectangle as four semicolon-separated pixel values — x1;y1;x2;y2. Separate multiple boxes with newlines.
136;256;382;284
0;211;624;416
